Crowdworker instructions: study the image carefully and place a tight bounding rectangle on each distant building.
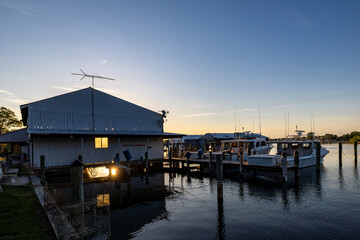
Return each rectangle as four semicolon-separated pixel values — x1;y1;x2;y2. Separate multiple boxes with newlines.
0;88;184;167
0;128;29;161
183;135;202;151
199;133;233;151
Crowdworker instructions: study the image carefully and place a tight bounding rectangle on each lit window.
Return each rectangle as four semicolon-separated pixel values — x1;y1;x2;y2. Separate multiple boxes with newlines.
95;137;108;148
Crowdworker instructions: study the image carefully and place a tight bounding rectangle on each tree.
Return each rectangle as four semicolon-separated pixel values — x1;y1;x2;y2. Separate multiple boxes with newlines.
0;107;22;134
306;132;315;140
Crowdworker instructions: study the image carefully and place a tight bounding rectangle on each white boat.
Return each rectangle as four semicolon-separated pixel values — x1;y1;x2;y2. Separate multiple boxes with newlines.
221;137;273;156
247;141;329;168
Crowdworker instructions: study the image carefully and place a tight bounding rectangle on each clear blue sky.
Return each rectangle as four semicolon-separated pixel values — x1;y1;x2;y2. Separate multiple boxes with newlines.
0;0;359;137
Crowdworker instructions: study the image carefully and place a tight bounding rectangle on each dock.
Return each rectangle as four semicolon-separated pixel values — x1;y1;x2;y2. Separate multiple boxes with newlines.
161;156;299;183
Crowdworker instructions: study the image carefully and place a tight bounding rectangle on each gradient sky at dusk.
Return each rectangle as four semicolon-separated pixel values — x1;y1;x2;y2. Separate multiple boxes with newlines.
0;0;359;137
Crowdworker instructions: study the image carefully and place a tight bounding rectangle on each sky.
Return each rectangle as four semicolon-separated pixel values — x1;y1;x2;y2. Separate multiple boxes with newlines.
0;0;359;138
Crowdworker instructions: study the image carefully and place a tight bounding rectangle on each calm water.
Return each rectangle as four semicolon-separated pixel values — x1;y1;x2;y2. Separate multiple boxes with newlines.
109;144;360;239
49;144;360;239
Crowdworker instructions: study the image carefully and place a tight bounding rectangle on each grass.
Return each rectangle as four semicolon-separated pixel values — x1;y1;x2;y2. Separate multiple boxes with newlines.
0;184;56;240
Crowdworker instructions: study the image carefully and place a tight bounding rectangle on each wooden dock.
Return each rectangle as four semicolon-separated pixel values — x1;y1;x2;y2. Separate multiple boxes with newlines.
161;156;299;183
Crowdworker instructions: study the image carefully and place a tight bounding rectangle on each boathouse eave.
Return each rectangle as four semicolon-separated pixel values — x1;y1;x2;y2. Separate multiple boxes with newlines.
27;129;186;138
0;128;29;143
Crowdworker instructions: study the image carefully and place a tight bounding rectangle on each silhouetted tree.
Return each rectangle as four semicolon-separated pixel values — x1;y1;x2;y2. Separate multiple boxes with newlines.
0;107;22;134
306;132;315;140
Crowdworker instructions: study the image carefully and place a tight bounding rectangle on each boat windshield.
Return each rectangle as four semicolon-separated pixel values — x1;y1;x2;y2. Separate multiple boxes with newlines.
277;142;313;156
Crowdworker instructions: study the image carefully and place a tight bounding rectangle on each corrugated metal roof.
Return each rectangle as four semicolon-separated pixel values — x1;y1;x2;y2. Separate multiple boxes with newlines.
201;133;233;139
183;135;202;140
0;128;28;143
28;129;185;138
21;88;166;134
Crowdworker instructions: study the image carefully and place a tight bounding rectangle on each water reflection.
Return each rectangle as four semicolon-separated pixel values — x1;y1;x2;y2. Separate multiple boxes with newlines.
281;184;289;210
217;183;225;240
338;167;344;190
44;145;360;239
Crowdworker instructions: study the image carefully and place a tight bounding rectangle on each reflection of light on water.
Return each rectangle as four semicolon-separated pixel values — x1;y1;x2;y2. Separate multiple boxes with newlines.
97;193;110;207
86;166;110;179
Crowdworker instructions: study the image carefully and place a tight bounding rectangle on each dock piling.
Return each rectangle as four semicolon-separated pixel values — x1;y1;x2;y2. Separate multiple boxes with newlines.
209;152;213;171
281;153;288;182
339;142;342;167
40;155;45;185
216;154;223;183
239;152;244;176
169;147;172;168
316;142;321;171
294;151;299;178
71;158;84;203
355;141;358;164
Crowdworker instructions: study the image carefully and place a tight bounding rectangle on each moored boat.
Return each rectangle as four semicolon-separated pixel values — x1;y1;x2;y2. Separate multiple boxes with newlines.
247;140;329;168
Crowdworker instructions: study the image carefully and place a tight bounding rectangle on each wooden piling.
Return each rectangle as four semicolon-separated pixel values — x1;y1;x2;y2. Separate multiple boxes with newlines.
281;153;288;182
239;152;244;176
316;142;321;170
71;159;84;203
40;155;45;185
294;151;299;177
222;152;225;161
339;142;342;167
355;141;358;164
216;154;223;183
248;146;251;156
168;147;172;164
209;152;213;171
145;151;149;170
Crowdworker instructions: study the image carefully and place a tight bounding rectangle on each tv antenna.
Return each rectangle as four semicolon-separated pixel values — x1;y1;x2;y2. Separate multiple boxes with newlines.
71;69;115;88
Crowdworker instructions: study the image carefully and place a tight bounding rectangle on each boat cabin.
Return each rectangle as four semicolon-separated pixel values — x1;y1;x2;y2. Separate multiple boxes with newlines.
221;138;270;155
276;141;317;157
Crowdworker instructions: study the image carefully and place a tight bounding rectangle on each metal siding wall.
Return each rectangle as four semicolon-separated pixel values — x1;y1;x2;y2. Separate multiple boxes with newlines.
32;136;164;167
33;138;81;167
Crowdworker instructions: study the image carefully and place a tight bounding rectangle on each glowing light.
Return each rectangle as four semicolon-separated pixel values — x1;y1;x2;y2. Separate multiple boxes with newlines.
111;168;117;176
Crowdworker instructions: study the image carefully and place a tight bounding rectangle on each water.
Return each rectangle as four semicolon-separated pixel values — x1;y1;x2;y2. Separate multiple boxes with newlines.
50;144;360;239
110;144;360;239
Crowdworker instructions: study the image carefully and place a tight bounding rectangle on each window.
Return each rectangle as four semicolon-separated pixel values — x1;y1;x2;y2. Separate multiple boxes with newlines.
95;137;108;149
303;143;311;149
281;143;289;149
261;141;266;146
291;143;299;149
256;142;260;147
232;142;238;147
239;142;244;148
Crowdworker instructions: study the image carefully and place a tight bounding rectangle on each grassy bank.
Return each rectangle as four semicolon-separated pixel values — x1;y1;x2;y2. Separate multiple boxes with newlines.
0;185;56;240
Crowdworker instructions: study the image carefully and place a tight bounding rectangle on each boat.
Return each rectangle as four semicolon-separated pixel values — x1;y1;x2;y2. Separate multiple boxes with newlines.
247;140;329;168
221;137;273;155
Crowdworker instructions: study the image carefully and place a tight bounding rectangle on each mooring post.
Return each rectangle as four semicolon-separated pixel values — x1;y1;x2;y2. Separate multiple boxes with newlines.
281;153;288;182
71;158;84;203
222;152;225;161
354;141;358;164
294;151;300;178
209;151;213;171
40;155;45;185
184;151;191;170
239;152;244;176
145;151;149;175
339;142;342;167
168;147;172;168
316;142;321;171
216;154;223;183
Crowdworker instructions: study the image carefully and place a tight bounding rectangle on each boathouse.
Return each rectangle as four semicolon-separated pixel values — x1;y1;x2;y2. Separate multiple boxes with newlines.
18;87;184;167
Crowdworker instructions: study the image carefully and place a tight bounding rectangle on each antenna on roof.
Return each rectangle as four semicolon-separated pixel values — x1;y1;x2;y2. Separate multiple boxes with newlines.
71;69;115;88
